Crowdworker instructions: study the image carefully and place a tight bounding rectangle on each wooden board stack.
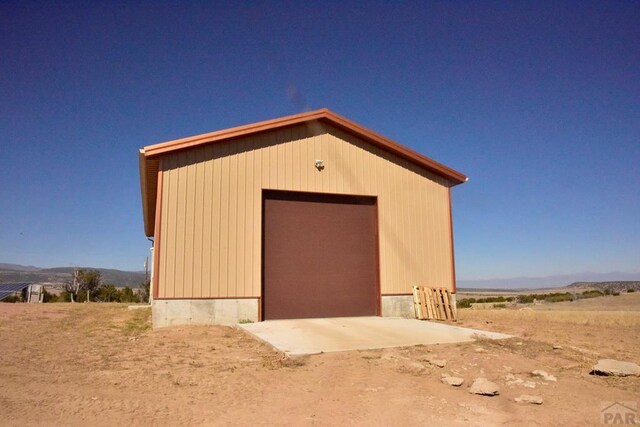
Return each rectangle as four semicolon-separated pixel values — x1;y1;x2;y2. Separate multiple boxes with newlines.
412;286;457;321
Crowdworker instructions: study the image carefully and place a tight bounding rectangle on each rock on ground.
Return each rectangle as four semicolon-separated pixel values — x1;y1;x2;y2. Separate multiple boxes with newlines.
531;370;557;382
430;359;447;368
515;395;543;405
469;378;500;396
441;375;464;387
591;359;640;377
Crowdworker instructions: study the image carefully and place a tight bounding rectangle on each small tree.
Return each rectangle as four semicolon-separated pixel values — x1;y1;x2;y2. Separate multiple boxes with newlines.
96;284;120;302
63;269;81;302
42;288;59;303
138;280;151;303
120;286;137;303
76;269;102;302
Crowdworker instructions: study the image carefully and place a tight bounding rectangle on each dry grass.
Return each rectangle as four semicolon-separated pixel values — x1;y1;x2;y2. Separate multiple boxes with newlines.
459;308;640;326
261;352;309;369
121;307;152;335
458;292;640;326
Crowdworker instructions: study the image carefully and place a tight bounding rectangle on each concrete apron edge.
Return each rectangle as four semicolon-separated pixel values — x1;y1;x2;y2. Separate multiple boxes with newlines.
236;324;323;357
237;317;513;357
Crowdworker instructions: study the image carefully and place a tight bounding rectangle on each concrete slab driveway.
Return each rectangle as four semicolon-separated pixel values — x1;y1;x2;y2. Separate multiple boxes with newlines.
239;317;511;356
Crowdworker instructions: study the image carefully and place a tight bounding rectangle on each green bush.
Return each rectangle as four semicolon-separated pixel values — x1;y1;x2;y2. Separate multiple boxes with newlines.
517;294;536;304
1;294;22;303
96;284;120;302
119;287;138;303
58;291;72;302
544;292;573;303
581;290;604;299
493;303;506;308
42;288;59;303
457;298;473;309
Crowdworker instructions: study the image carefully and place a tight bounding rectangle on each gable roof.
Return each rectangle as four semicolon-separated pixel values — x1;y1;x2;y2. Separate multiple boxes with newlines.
139;108;467;237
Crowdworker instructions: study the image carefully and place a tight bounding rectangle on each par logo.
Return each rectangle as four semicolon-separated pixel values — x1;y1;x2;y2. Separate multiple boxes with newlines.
601;401;637;425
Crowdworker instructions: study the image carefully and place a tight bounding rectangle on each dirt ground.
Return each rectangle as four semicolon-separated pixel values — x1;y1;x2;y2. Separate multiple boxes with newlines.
1;294;639;426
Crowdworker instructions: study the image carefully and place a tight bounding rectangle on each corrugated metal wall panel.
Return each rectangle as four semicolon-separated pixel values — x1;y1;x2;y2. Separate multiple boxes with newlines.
158;122;453;298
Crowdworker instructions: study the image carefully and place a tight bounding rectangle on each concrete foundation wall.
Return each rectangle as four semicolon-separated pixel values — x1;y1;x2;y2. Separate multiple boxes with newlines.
381;295;415;318
153;294;449;327
152;298;259;328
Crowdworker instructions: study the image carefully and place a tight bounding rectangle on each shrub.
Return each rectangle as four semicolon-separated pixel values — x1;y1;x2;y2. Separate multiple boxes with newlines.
119;287;138;303
58;291;72;302
544;292;573;303
2;294;22;303
96;284;121;302
457;298;473;309
581;290;604;299
42;288;59;303
493;303;506;309
517;294;536;304
627;289;636;293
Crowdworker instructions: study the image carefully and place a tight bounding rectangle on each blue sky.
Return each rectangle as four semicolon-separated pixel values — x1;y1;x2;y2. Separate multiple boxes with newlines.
1;1;638;280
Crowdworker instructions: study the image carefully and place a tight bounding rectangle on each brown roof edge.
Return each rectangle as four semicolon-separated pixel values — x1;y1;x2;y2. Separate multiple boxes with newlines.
316;110;467;185
141;109;330;158
139;108;468;236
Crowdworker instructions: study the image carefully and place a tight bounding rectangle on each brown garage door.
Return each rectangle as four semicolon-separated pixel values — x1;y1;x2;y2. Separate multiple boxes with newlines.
263;191;379;320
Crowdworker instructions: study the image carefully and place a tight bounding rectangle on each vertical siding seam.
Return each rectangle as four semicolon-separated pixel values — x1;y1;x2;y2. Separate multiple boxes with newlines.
152;159;163;299
219;144;229;297
192;151;199;297
168;156;177;297
254;136;262;296
237;139;246;296
448;186;457;292
213;144;222;297
229;144;238;297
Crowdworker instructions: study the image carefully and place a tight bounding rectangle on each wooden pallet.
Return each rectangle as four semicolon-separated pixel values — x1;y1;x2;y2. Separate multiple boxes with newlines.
412;286;457;321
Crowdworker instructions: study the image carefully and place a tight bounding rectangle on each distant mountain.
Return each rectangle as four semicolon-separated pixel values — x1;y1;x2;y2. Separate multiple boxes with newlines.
0;264;146;287
458;272;640;290
0;263;41;272
567;281;640;292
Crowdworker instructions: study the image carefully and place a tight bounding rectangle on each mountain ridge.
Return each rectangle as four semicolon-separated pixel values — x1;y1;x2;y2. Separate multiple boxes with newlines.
457;271;640;289
0;263;146;287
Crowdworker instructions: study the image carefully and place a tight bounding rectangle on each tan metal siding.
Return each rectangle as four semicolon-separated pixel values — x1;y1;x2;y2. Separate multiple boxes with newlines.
157;123;453;298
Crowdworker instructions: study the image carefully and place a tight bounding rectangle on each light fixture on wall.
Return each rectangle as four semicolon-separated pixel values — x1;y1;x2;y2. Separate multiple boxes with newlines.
315;160;325;171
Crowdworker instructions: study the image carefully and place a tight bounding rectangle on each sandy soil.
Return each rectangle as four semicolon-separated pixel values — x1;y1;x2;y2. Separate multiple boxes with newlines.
1;295;639;426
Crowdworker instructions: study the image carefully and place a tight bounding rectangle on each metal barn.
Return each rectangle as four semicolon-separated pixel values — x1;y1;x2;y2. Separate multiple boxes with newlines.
139;109;466;327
